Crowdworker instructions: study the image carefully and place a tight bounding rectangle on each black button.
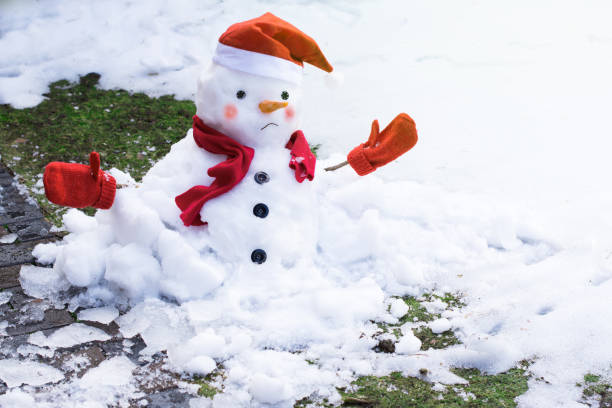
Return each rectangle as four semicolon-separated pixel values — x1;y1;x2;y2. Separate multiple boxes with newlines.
251;249;267;264
254;171;270;184
253;203;269;218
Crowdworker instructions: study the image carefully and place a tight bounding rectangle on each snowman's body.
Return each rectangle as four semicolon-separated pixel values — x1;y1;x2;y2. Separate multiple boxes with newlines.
202;145;317;266
143;63;318;266
196;64;317;266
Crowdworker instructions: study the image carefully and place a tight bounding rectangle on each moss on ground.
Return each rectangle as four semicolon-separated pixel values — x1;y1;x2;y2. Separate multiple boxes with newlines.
414;326;461;350
577;373;612;406
293;365;528;408
0;73;195;225
338;367;528;408
310;143;321;157
190;370;224;399
294;397;334;408
398;295;437;324
376;292;463;351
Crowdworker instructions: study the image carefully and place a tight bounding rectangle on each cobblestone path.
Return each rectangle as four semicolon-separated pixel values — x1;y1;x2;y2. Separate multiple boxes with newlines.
0;162;194;407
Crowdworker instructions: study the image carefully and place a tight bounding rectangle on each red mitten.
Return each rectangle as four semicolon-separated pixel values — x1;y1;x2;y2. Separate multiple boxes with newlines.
285;130;316;182
43;152;116;209
347;113;418;176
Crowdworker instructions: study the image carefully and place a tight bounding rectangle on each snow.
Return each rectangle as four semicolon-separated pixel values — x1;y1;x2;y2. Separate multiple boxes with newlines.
395;331;422;355
79;356;135;388
0;321;8;336
19;265;70;301
0;389;36;407
429;318;451;334
250;372;293;404
31;242;61;265
28;323;111;349
0;291;12;306
0;359;63;387
0;357;138;408
387;297;409;319
2;0;612;406
0;233;17;244
77;306;119;325
61;356;138;408
17;344;55;359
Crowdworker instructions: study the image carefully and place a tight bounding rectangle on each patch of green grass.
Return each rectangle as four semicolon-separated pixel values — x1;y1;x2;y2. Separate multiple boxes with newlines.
414;326;461;350
197;381;220;399
584;374;601;384
577;373;612;405
294;397;334;408
399;296;436;324
339;366;528;407
424;292;466;310
190;371;223;399
398;293;465;326
0;73;195;225
376;292;463;350
310;143;321;157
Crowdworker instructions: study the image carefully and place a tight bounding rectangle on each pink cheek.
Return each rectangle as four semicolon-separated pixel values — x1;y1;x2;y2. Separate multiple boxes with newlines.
285;106;295;120
224;104;238;120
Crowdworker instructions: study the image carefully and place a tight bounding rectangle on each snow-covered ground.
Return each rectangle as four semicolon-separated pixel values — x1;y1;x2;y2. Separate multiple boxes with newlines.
2;0;612;407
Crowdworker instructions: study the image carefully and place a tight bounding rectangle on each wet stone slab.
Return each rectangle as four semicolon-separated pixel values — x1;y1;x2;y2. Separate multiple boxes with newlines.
0;173;13;188
145;389;192;408
0;289;74;337
0;165;45;226
0;199;44;226
53;345;106;378
0;264;21;289
0;240;39;267
100;335;148;365
6;308;74;337
0;184;25;203
0;237;57;268
6;217;53;242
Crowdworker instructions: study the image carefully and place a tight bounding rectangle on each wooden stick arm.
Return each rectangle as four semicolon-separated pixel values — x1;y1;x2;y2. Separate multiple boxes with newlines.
324;160;349;172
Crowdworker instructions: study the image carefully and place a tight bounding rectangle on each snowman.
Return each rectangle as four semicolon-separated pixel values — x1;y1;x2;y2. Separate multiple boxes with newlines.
181;13;329;267
42;13;417;301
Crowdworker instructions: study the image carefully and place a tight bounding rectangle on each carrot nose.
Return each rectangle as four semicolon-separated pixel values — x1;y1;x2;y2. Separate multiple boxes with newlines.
259;100;288;114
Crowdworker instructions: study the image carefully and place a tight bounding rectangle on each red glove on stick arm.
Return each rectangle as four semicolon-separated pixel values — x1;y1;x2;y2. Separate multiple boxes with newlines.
43;152;116;209
347;113;418;176
325;113;418;175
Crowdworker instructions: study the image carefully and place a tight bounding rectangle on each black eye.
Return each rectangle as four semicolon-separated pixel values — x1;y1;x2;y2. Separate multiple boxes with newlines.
281;91;289;100
236;90;246;99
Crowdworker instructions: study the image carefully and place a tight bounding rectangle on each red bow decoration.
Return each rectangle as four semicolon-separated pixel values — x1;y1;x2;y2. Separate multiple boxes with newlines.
286;130;316;182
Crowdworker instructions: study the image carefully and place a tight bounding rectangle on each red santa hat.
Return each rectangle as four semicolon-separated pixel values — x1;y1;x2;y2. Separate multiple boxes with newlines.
213;13;333;84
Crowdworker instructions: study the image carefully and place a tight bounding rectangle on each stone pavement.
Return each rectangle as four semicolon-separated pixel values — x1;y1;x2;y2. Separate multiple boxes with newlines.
1;163;57;294
0;162;194;406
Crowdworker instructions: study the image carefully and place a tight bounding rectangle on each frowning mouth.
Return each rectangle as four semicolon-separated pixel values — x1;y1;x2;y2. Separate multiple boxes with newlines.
260;122;278;131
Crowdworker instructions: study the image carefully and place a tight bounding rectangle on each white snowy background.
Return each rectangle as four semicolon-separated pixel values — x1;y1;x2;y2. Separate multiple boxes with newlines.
2;0;612;407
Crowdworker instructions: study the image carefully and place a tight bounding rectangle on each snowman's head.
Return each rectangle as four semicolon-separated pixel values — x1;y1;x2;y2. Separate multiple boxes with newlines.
194;13;333;148
195;63;301;149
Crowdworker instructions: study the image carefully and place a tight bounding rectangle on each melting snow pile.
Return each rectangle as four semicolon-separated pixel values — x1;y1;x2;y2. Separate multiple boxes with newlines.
19;148;575;406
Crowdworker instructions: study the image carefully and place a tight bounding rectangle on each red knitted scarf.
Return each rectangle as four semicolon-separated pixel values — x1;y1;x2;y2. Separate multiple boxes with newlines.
175;116;315;227
175;116;254;226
